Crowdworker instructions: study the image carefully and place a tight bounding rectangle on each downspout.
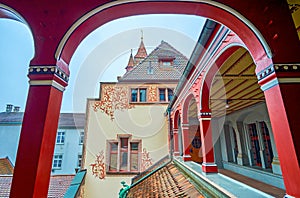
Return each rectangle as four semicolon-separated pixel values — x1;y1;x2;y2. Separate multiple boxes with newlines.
167;19;217;112
167;107;174;160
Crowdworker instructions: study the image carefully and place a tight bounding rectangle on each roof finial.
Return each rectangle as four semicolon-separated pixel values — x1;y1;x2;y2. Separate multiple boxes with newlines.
141;29;143;41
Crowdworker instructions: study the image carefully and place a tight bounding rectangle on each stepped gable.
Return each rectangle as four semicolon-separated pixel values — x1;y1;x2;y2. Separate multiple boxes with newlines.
119;41;188;82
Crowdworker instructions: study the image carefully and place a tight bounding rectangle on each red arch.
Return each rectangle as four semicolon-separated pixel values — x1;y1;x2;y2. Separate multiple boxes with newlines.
59;1;272;69
181;93;197;124
200;45;242;111
173;109;180;129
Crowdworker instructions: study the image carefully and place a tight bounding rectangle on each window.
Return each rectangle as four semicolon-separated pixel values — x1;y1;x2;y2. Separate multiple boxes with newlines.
107;135;141;173
159;88;166;101
167;88;173;101
52;154;63;169
56;131;65;144
147;61;153;74
131;89;138;102
131;88;147;102
139;89;146;102
159;88;174;102
78;154;82;168
79;131;84;144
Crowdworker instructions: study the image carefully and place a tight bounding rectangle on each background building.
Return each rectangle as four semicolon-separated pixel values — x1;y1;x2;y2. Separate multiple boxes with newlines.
81;39;189;197
0;106;85;175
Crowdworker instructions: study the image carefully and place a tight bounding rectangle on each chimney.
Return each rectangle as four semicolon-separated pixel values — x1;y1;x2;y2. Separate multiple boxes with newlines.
6;104;13;113
13;106;20;112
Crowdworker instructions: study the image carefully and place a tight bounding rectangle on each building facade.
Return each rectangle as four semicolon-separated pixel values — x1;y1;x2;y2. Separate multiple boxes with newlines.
0;110;85;175
81;40;189;197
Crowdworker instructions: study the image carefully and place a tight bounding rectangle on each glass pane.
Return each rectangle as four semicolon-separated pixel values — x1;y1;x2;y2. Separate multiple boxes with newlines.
159;89;165;101
131;89;138;102
131;143;139;151
111;142;118;151
120;152;128;171
139;89;146;102
131;153;138;171
109;153;117;171
168;89;173;101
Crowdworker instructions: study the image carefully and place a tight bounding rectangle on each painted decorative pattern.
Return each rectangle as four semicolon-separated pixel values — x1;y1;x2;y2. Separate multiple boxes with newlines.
93;85;134;120
148;86;157;102
90;150;106;180
141;148;153;171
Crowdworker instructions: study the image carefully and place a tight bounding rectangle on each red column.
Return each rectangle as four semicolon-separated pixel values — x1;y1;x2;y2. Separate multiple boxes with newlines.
10;65;68;198
181;123;192;161
258;64;300;197
199;111;218;173
173;128;180;156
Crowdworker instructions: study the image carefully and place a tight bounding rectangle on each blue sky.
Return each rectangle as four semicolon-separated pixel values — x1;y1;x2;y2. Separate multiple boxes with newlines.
0;14;205;113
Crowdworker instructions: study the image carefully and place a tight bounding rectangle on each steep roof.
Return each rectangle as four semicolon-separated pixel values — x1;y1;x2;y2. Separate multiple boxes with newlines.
0;112;85;128
126;162;204;198
134;39;147;59
0;157;14;175
119;41;188;82
0;175;74;198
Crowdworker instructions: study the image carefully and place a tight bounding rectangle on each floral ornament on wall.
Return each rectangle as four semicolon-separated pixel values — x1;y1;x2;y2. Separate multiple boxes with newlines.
93;85;134;120
141;148;153;171
90;150;106;180
148;86;157;102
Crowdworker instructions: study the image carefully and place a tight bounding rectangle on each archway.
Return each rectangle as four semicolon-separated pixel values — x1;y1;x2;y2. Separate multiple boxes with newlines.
2;1;298;197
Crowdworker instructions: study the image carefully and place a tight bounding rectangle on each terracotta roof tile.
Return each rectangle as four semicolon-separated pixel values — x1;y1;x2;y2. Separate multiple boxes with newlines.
0;175;74;197
119;41;188;82
0;157;13;175
126;162;204;198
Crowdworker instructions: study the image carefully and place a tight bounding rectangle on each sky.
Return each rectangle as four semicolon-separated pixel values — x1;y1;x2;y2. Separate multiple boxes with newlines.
0;14;205;113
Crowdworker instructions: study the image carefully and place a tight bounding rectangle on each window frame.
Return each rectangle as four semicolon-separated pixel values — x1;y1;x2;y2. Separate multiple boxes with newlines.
130;88;147;103
79;131;84;145
52;154;63;169
107;135;141;174
56;131;65;144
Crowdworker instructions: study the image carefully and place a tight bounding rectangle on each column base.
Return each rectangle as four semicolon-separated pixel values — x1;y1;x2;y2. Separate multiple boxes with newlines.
174;151;180;156
202;162;218;173
183;155;192;161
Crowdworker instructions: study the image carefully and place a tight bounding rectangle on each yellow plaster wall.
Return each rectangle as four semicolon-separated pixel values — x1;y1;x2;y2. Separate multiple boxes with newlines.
82;100;169;197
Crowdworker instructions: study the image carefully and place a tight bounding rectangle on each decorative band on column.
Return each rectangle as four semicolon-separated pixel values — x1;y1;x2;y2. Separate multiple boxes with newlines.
28;65;69;91
181;123;189;129
258;64;300;91
198;112;211;120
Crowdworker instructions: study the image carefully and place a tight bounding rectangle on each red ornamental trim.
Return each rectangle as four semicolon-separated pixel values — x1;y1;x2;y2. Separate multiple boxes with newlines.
93;85;134;120
90;150;106;180
141;148;153;171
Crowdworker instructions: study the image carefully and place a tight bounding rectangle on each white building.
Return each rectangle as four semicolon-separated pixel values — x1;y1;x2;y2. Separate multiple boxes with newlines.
0;107;85;175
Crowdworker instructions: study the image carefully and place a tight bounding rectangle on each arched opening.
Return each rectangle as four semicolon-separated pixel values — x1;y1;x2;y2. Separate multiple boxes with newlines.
187;97;203;163
209;47;282;188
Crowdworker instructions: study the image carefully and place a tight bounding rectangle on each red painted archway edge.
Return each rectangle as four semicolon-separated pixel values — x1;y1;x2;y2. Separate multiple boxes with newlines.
1;0;299;72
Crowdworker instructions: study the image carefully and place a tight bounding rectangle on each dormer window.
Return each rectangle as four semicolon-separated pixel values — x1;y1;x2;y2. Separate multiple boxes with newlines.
158;56;175;67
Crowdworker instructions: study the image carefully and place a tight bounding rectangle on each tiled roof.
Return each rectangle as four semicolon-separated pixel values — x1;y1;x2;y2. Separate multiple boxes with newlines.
0;157;13;175
119;41;188;82
0;112;85;128
0;175;74;198
126;162;204;198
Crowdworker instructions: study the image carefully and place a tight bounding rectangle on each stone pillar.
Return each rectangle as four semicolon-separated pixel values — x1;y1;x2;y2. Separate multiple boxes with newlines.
10;65;68;198
258;64;300;197
198;111;217;173
181;123;191;161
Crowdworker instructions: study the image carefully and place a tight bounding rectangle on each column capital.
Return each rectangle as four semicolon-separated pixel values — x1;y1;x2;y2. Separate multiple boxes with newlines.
28;65;69;91
258;64;300;91
198;111;211;120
